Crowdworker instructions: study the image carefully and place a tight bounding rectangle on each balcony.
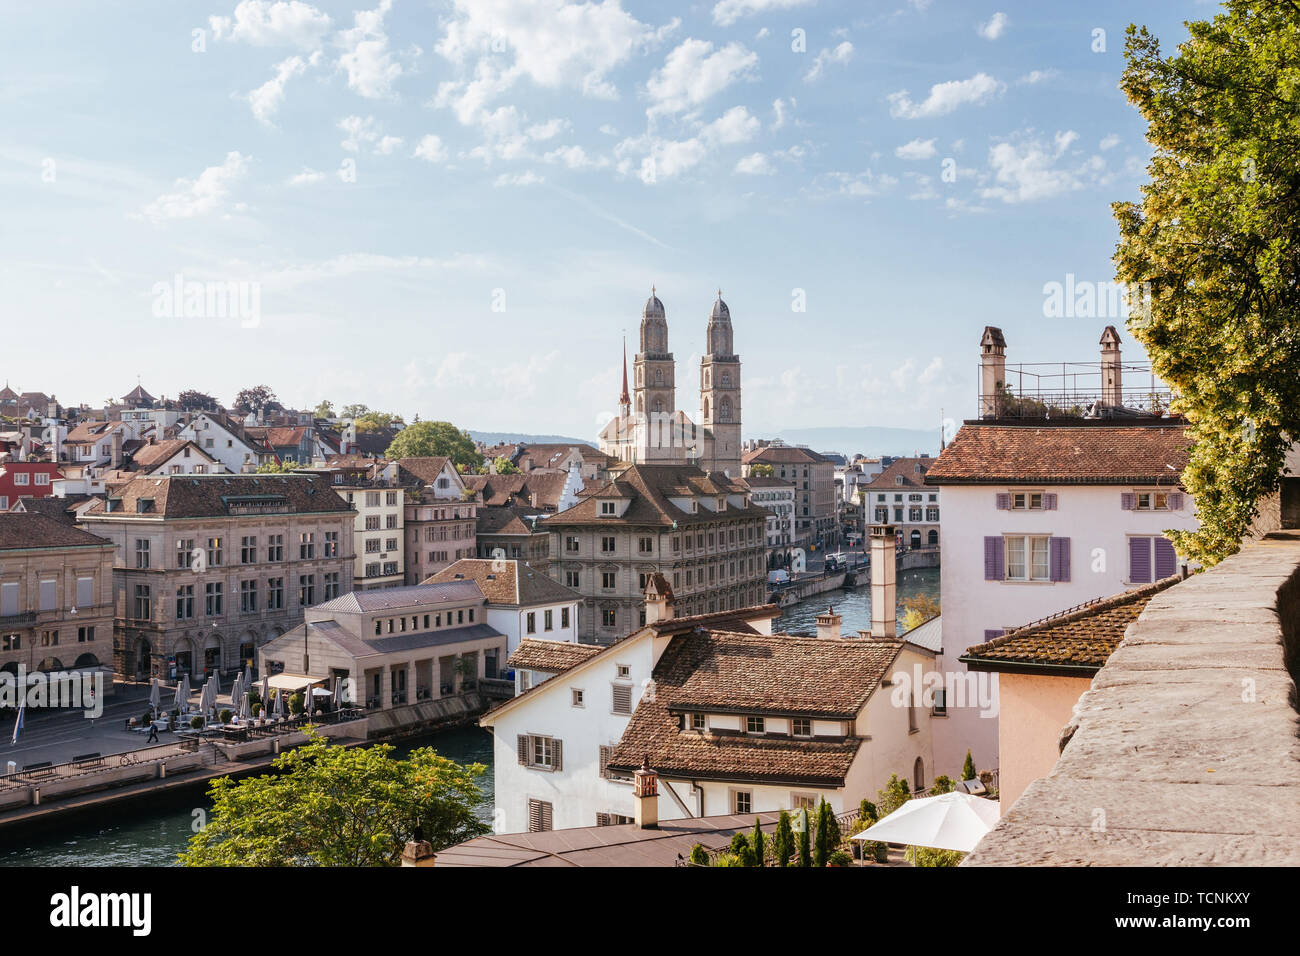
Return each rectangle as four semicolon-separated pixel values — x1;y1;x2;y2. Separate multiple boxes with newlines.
979;362;1175;421
967;530;1300;865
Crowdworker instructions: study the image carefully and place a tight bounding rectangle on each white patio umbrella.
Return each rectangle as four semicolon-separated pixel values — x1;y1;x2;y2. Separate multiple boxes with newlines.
148;679;161;718
852;792;1000;853
275;685;286;718
243;663;253;695
178;673;191;711
332;675;342;711
260;675;270;718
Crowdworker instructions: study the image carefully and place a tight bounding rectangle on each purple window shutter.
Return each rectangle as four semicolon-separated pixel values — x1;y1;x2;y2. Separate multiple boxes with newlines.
983;629;1005;641
1154;537;1177;579
1043;493;1058;511
1168;492;1184;511
1050;537;1071;582
983;536;1004;581
1121;492;1136;510
1129;537;1152;583
995;493;1011;510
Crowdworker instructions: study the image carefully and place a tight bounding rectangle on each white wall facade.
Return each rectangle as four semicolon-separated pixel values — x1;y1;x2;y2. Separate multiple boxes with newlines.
486;601;580;658
932;481;1198;778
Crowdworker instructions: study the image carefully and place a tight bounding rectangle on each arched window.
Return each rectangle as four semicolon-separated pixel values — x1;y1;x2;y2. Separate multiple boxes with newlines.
913;757;925;792
636;395;644;413
703;398;710;420
910;529;922;548
719;397;731;421
928;529;939;546
720;371;731;388
652;398;663;414
654;368;663;385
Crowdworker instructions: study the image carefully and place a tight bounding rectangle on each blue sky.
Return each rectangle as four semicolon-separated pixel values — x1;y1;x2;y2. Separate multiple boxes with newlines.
0;0;1210;441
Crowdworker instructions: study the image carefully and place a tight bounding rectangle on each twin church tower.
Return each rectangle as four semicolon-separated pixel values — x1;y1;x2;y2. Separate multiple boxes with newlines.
598;289;743;477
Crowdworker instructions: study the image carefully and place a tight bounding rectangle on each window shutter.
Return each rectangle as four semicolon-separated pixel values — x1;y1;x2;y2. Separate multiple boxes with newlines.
1049;537;1071;582
612;683;632;714
599;745;611;779
596;812;611;827
1154;537;1177;579
1121;492;1136;510
517;734;529;765
39;580;56;611
983;629;1005;641
983;537;1004;581
552;738;563;772
995;493;1011;510
1129;537;1152;583
529;799;552;832
1043;493;1058;511
76;577;93;608
0;582;17;617
1169;492;1184;511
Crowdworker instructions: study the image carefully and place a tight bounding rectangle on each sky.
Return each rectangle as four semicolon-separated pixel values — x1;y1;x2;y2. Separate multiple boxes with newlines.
0;0;1213;442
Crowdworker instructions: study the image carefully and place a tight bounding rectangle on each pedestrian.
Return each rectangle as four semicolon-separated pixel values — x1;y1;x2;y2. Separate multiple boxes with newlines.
147;721;159;744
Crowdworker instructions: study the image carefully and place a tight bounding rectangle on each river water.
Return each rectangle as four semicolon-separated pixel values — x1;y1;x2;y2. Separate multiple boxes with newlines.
1;571;938;866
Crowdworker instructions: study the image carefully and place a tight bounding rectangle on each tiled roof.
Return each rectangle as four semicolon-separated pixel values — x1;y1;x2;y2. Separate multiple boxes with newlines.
741;445;829;465
476;506;538;537
507;638;604;673
83;474;354;519
960;577;1181;673
312;580;484;613
11;495;89;525
129;439;210;471
396;457;452;485
0;513;112;551
513;443;611;469
645;603;780;636
925;423;1192;485
862;456;934;490
738;475;794;490
425;558;579;607
547;463;768;528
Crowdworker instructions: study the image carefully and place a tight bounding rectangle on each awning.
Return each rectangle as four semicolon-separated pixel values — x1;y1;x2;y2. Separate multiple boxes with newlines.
267;673;320;691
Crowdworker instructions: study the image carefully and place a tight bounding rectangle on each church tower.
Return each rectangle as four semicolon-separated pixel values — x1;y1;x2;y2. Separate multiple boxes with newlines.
699;291;742;477
634;288;679;462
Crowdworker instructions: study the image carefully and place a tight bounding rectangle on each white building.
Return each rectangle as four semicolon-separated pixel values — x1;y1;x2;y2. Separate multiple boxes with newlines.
177;412;270;473
739;475;796;565
923;324;1198;779
862;457;941;550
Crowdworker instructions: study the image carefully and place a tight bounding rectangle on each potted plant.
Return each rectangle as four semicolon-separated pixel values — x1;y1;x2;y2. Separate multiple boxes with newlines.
189;715;204;731
219;708;232;725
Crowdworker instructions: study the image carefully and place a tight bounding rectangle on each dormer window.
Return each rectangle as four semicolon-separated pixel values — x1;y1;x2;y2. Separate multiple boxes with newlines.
895;476;905;486
601;501;616;515
745;716;765;734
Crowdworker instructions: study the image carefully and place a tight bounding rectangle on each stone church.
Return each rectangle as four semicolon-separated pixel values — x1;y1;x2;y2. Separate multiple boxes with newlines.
599;289;743;477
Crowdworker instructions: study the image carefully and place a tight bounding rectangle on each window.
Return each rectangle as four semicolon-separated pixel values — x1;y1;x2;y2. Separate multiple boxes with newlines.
561;607;570;628
732;790;752;814
571;688;584;708
528;799;553;832
601;571;616;589
1129;535;1178;583
601;536;616;553
298;575;315;607
1012;491;1044;510
135;539;150;569
267;535;283;561
691;712;706;731
241;536;257;563
41;630;58;647
133;585;151;620
299;533;315;559
13;473;28;486
617;665;630;678
596;812;634;826
544;609;553;631
926;507;939;522
564;570;579;588
746;715;765;734
323;572;341;600
324;531;340;557
565;536;579;553
240;580;257;613
1134;491;1171;511
77;626;94;644
933;688;947;716
175;585;194;620
267;577;284;610
638;536;653;553
206;537;223;567
1005;535;1050;581
1;634;18;651
204;582;223;617
791;793;817;812
526;612;536;634
611;683;632;714
600;501;616;515
909;507;922;522
792;717;811;737
601;609;616;628
518;734;562;771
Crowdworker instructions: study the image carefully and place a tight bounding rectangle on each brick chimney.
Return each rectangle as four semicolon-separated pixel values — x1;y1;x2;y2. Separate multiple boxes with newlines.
110;429;123;469
869;523;897;638
1100;325;1122;407
816;605;842;639
633;756;659;829
643;572;675;625
979;326;1007;418
400;839;436;867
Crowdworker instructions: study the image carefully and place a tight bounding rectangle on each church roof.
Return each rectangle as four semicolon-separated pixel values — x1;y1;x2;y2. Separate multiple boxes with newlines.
643;292;665;317
710;295;730;320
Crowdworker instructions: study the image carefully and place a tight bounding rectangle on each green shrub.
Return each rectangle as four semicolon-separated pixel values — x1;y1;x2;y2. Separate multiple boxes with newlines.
189;715;204;730
962;750;976;781
828;850;852;867
688;843;709;866
906;846;965;867
289;692;305;716
775;811;793;867
930;775;956;795
796;810;812;867
219;708;232;724
751;818;765;866
728;832;755;867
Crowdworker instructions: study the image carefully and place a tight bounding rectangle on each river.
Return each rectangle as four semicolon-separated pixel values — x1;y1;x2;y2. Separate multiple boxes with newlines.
0;572;938;865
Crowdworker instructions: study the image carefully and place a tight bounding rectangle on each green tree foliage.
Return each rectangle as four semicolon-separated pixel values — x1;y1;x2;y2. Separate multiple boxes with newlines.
962;750;977;781
256;460;296;473
233;385;278;416
689;843;709;866
289;691;304;716
813;798;840;867
177;389;219;412
877;774;911;819
749;463;775;477
180;733;488;866
728;831;756;867
313;400;335;419
900;594;941;631
340;404;370;419
354;411;405;433
493;456;520;475
775;810;794;867
385;421;480;471
930;775;956;795
751;817;765;867
905;846;966;868
1113;5;1300;564
796;808;812;867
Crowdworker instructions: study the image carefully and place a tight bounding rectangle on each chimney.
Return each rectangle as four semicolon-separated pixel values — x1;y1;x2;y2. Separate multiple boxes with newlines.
816;605;842;640
643;573;675;625
111;429;123;469
869;523;897;638
979;326;1007;418
633;756;659;829
1100;326;1122;407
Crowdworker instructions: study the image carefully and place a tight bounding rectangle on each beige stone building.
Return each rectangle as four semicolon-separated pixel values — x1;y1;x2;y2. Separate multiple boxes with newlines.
742;442;839;549
0;513;116;679
542;463;769;643
294;461;407;590
399;457;478;585
79;474;355;681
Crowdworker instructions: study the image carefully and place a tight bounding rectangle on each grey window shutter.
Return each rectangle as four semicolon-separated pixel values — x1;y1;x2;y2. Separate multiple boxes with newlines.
517;734;529;765
1049;537;1071;582
995;493;1011;510
599;745;611;779
983;537;1004;581
1121;492;1136;510
553;738;563;772
76;577;93;608
1129;537;1152;583
0;582;17;617
39;579;57;611
1043;493;1058;511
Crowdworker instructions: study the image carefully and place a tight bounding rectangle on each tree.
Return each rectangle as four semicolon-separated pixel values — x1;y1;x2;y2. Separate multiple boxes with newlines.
340;404;370;419
905;846;965;868
493;456;520;475
256;460;296;474
750;463;775;478
385;421;480;471
877;773;911;819
313;400;335;419
233;385;278;416
751;817;765;867
354;411;405;433
180;733;489;866
177;389;218;412
900;594;941;631
774;810;794;867
728;832;756;867
962;750;977;782
1113;5;1300;565
813;798;840;867
930;775;956;795
689;843;710;866
796;808;812;867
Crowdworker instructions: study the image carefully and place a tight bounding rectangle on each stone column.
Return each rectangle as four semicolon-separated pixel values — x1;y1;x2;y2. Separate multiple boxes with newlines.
380;662;392;710
405;660;414;705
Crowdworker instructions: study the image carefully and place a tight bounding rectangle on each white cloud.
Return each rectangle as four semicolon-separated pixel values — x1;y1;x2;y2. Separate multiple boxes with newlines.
804;41;853;82
338;114;380;152
526;118;569;141
771;97;788;130
711;0;815;27
1099;133;1121;151
755;27;769;40
888;72;1004;119
646;38;758;116
895;137;936;160
977;12;1008;40
336;0;401;98
209;0;331;48
544;144;606;169
701;105;760;144
374;135;404;155
494;170;545;186
918;356;943;385
414;135;448;162
735;152;774;175
288;167;325;185
246;55;306;125
139;152;250;223
1017;69;1059;85
980;129;1100;203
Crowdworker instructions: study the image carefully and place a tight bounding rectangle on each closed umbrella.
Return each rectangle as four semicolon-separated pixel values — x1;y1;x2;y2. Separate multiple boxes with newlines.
148;678;161;718
851;792;1001;853
275;685;286;718
243;662;253;694
332;675;342;712
179;673;191;712
260;675;270;719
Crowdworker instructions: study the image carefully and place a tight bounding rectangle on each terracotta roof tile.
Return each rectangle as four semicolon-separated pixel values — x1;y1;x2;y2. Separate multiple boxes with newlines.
507;638;604;673
0;513;112;551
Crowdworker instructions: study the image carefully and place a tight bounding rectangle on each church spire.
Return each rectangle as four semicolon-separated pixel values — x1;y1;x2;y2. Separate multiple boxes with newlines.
619;335;631;414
